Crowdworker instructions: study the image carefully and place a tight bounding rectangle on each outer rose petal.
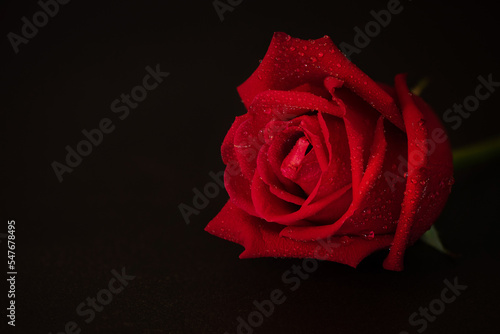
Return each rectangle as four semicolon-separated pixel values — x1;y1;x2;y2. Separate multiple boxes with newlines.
237;32;405;131
233;118;261;180
224;165;256;216
205;201;394;268
221;114;249;165
382;74;453;271
249;90;345;121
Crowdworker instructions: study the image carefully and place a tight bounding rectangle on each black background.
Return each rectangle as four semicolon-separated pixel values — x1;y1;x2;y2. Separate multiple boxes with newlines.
2;0;500;333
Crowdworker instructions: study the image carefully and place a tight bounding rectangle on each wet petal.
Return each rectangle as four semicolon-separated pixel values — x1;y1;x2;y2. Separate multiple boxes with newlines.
205;201;394;268
383;74;453;271
238;32;405;130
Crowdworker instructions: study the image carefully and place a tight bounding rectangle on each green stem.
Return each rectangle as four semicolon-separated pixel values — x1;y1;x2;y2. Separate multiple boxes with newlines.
453;135;500;170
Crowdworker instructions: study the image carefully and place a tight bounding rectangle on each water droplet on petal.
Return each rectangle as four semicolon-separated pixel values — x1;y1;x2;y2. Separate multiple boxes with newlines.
340;236;351;244
363;231;375;240
447;177;455;186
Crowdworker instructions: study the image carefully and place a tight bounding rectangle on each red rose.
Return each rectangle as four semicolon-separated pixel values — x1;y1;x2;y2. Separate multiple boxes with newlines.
205;32;453;271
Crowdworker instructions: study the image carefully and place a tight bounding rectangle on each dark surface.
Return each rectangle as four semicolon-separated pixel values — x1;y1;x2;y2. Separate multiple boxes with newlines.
2;0;500;333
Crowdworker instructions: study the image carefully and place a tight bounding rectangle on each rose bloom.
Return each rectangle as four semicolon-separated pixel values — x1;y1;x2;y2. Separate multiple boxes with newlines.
205;32;453;271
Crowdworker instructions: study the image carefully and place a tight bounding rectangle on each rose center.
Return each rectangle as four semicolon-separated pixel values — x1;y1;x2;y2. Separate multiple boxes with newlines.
280;136;311;180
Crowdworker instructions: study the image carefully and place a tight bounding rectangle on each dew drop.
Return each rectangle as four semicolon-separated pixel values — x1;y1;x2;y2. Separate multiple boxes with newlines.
340;236;351;244
447;177;455;186
363;231;375;240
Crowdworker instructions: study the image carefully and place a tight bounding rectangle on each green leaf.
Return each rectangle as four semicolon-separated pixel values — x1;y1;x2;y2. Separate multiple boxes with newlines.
420;225;455;256
453;135;500;170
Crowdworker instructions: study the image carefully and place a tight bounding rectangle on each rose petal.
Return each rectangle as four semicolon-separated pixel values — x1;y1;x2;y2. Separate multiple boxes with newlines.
233;118;262;180
292;150;323;196
249;90;345;125
281;136;311;180
313;112;352;200
298;116;329;171
292;82;331;99
336;116;406;235
257;143;306;205
337;88;381;194
205;201;394;268
251;170;310;226
224;163;256;216
267;126;308;193
279;115;406;240
252;166;352;225
237;32;405;131
222;114;250;165
383;74;453;271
